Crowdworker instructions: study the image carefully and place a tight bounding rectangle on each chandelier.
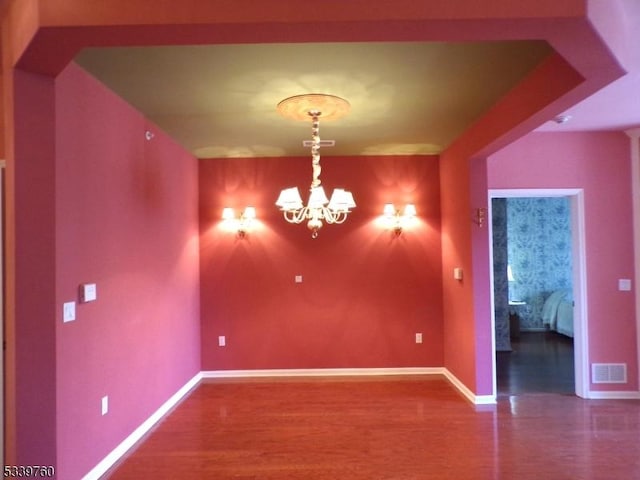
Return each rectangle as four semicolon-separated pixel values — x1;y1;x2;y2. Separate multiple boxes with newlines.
275;94;356;238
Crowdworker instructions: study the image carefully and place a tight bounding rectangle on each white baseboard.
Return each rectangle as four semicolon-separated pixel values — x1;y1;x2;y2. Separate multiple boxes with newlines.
82;372;202;480
201;367;443;378
442;369;497;405
587;390;640;400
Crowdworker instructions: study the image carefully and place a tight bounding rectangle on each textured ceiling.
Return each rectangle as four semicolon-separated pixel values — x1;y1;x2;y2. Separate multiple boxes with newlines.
75;41;551;159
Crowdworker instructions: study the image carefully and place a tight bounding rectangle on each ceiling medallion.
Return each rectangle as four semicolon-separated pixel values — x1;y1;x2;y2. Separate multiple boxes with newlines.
275;94;355;238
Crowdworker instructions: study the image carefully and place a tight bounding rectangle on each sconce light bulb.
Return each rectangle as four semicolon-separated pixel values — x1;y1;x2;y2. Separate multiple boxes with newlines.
222;207;235;220
383;203;397;216
243;206;256;220
404;204;416;217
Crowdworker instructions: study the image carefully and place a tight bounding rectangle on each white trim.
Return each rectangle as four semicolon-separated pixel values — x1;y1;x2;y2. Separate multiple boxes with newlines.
571;190;589;398
201;367;443;378
587;390;640;400
81;372;202;480
442;369;497;405
488;188;589;399
487;194;500;396
489;188;582;198
626;128;640;400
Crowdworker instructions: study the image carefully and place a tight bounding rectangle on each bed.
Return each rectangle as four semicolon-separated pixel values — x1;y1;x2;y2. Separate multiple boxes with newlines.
541;289;574;337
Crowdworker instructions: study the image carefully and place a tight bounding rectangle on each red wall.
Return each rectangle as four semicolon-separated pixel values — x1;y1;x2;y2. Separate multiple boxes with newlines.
199;155;443;370
488;131;638;392
50;63;201;479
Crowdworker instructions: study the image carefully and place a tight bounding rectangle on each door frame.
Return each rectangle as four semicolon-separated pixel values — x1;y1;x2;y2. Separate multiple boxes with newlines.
488;188;588;399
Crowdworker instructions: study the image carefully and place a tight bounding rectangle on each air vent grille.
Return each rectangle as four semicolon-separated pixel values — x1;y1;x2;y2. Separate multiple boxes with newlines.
592;363;627;384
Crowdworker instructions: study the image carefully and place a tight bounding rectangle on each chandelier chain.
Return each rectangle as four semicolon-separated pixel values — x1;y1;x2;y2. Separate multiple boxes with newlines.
310;112;321;189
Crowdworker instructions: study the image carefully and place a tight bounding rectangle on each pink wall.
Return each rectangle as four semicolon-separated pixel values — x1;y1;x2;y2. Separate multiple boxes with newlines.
488;131;638;391
199;155;443;370
12;68;57;469
3;1;634;473
439;52;585;396
50;63;201;479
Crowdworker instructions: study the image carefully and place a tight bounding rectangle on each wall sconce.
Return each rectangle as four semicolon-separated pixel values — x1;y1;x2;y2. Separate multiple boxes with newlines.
222;206;256;238
473;207;487;227
382;203;417;236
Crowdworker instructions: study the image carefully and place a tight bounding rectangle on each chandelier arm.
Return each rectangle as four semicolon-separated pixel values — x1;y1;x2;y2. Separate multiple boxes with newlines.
333;213;349;224
321;207;339;224
283;209;306;224
331;211;350;224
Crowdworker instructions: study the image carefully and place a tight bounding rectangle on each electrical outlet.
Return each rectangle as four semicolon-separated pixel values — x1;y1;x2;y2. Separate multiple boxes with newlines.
218;335;226;347
415;333;423;344
101;396;109;415
295;275;303;283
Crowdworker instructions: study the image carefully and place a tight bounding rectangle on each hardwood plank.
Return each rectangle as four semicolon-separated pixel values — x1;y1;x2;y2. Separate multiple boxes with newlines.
497;331;575;395
102;376;640;479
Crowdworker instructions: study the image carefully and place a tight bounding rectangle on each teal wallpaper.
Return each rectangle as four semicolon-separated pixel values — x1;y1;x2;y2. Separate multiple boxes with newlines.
492;198;511;351
507;197;573;330
493;197;573;345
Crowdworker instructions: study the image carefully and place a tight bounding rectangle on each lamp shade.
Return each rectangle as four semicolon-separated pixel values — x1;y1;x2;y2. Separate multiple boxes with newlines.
403;204;417;217
222;207;235;220
308;186;330;208
383;203;396;216
328;188;356;211
243;206;256;219
275;187;304;211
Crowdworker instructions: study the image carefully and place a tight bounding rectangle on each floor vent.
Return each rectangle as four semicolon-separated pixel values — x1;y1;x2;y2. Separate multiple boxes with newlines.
592;363;627;384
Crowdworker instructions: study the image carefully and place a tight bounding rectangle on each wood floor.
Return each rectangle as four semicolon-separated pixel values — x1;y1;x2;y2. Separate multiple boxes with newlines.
102;372;640;479
496;331;575;395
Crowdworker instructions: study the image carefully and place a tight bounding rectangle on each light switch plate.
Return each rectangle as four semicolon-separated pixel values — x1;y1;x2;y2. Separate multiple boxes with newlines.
80;283;97;303
101;396;109;415
63;302;76;322
295;275;303;283
218;335;226;347
618;279;632;291
453;268;463;280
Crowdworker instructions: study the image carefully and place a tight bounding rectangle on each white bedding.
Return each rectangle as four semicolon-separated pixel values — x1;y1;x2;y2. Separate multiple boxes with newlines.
542;289;573;337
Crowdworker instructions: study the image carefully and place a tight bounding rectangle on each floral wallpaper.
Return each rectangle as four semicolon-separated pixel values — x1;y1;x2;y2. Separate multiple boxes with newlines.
493;197;573;345
508;197;573;329
492;198;511;351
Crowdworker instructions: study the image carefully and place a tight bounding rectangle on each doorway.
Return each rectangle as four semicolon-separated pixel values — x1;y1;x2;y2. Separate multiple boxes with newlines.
489;189;588;398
